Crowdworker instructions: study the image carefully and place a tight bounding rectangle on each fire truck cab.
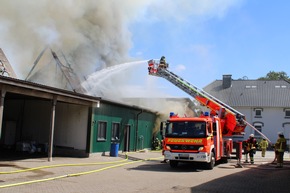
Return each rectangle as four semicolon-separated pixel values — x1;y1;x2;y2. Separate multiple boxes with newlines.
161;112;231;169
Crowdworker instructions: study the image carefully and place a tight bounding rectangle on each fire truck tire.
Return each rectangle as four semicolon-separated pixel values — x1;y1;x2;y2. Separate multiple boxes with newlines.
205;152;215;170
169;160;178;168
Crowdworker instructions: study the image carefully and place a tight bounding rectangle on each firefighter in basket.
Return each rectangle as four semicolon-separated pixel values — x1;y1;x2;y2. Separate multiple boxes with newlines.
159;56;168;68
244;134;258;164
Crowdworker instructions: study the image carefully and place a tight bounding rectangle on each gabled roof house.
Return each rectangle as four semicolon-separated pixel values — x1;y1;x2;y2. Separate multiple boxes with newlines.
204;74;290;145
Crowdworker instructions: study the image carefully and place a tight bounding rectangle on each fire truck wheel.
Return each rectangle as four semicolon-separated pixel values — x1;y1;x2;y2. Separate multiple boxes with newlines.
205;152;215;170
169;160;178;168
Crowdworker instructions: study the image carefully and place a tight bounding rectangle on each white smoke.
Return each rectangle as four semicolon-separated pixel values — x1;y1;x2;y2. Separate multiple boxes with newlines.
0;0;243;78
0;0;243;114
0;0;143;79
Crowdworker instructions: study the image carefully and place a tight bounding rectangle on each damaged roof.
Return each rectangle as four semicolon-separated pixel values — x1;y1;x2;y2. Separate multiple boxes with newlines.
0;48;17;78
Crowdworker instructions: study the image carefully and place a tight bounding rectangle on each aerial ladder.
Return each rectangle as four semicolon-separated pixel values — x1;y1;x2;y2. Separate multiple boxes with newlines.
148;58;266;138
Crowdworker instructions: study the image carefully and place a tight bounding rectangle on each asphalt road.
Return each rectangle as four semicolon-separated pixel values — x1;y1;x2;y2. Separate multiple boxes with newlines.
0;151;290;193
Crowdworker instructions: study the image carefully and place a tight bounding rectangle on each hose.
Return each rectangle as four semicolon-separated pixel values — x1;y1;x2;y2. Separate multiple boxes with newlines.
0;156;128;174
0;150;161;174
0;151;163;189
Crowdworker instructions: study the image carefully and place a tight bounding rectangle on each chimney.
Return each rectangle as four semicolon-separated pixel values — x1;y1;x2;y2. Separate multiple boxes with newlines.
222;74;232;89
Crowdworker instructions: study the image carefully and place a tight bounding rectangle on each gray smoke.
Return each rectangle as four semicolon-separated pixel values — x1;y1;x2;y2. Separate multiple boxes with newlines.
0;0;242;115
0;0;242;80
0;0;142;79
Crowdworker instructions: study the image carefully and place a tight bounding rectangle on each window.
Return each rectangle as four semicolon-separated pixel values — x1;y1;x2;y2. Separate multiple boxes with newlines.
245;85;257;89
253;122;263;137
254;125;262;137
97;121;107;141
165;121;206;138
275;85;287;88
111;122;120;141
285;109;290;118
207;123;212;134
254;108;262;118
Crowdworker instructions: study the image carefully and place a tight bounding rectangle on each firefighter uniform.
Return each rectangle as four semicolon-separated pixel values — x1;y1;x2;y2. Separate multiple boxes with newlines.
275;132;287;168
259;138;268;157
159;56;168;68
244;134;257;164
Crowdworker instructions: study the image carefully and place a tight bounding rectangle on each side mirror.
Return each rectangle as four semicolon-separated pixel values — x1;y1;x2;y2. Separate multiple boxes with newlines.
160;121;166;139
160;122;164;135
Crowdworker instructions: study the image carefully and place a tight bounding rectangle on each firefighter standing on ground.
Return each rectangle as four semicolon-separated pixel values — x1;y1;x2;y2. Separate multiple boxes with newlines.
244;134;258;164
275;132;287;168
259;138;268;157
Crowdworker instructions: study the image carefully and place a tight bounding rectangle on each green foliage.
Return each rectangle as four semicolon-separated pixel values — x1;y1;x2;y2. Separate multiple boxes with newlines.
258;71;290;81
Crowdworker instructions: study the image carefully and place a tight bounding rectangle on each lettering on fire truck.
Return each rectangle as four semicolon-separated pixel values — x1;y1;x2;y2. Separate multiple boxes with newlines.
166;138;203;144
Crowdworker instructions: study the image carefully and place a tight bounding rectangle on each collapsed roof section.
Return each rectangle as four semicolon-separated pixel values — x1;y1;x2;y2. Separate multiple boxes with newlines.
25;47;86;94
0;47;86;93
0;48;17;78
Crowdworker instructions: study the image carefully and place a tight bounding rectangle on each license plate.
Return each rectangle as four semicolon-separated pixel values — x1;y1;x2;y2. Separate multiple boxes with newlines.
179;154;189;158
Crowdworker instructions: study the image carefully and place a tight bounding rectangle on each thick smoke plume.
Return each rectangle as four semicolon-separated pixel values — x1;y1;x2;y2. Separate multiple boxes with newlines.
0;0;242;116
0;0;242;80
0;0;144;79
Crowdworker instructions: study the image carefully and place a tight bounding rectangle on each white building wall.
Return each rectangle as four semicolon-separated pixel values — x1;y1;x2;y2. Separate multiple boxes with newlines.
54;103;88;150
235;107;287;144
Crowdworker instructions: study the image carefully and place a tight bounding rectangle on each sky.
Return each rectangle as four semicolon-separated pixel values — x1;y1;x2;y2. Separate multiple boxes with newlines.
1;0;290;100
127;0;290;97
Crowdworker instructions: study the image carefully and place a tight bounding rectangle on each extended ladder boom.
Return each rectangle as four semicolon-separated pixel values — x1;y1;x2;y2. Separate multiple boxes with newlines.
148;59;247;136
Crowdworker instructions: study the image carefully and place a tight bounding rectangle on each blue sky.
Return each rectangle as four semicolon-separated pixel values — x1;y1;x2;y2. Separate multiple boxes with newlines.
127;0;290;97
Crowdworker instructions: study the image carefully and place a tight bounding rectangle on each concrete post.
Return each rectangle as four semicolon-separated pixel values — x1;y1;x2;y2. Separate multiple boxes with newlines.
48;95;57;162
0;89;6;139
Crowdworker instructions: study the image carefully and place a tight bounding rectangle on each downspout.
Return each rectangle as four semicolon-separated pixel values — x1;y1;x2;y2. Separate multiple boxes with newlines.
135;110;143;151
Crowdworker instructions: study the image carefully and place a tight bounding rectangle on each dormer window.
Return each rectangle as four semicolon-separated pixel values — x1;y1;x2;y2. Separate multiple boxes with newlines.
275;85;287;88
245;85;257;89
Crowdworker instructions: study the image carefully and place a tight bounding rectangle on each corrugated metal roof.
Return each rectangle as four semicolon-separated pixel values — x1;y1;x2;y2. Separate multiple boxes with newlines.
203;79;290;107
0;75;101;103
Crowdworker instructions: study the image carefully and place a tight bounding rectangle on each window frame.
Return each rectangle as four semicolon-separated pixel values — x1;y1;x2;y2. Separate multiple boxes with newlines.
254;125;262;137
111;122;120;142
254;108;263;118
284;109;290;118
97;121;107;142
253;122;263;137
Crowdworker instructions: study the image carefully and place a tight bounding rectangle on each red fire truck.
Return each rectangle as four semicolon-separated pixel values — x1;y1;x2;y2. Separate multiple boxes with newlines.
148;58;248;169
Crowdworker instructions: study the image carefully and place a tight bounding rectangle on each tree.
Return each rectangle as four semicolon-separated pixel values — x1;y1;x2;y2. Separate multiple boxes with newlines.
258;71;290;81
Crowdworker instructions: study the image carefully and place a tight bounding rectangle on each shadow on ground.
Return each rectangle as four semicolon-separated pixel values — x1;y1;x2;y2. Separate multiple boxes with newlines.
188;161;290;193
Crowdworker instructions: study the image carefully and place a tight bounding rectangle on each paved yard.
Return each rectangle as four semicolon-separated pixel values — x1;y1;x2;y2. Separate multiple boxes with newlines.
0;150;289;193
